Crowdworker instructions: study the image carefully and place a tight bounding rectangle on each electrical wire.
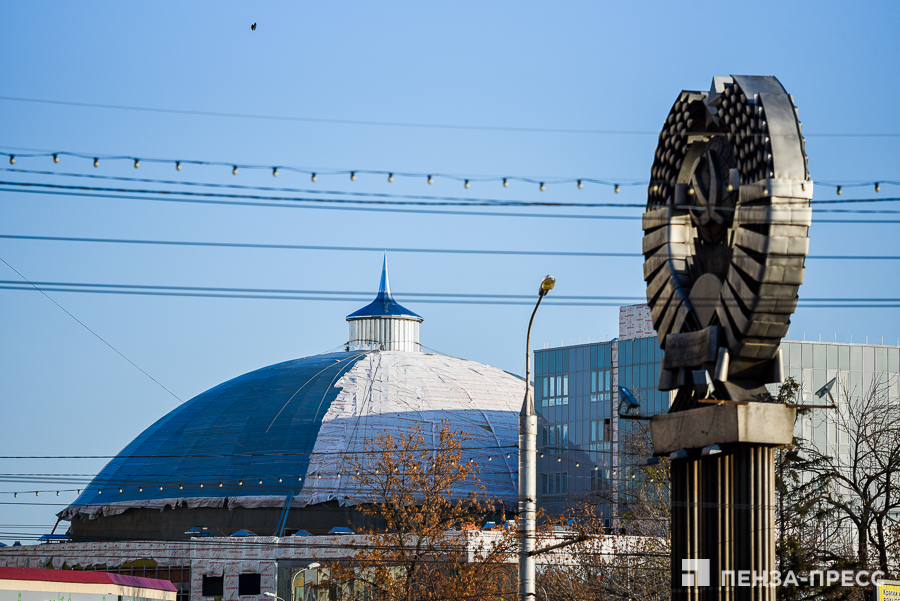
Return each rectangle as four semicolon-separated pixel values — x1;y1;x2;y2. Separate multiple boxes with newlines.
2;181;899;223
2;95;897;138
2;281;899;308
4;168;900;211
2;147;898;194
0;234;897;261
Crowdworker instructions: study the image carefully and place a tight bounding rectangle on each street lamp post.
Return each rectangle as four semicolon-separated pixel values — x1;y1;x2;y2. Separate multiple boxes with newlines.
519;275;555;601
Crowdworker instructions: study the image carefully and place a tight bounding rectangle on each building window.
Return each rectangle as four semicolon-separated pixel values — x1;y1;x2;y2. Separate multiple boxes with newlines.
541;473;547;495
544;374;569;406
591;420;597;442
603;419;611;442
239;574;261;597
562;472;568;493
591;370;611;402
202;576;224;598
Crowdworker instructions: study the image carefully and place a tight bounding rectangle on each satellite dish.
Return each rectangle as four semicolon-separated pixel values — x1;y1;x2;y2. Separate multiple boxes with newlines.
815;377;837;404
620;386;640;410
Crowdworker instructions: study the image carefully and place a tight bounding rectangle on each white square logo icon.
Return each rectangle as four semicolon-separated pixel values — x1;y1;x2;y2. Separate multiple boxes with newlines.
682;559;710;587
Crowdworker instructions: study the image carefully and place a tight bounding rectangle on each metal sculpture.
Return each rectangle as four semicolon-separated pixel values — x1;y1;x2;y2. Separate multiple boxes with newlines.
642;75;812;408
645;76;810;601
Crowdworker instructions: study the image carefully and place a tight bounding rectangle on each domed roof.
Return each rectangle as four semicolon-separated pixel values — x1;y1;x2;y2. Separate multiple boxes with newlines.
60;350;524;521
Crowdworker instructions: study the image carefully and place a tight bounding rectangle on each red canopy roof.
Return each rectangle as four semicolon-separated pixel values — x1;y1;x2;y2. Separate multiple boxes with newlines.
0;566;177;592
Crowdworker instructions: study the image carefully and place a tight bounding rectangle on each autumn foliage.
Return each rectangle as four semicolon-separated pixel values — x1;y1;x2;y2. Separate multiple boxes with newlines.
320;421;517;601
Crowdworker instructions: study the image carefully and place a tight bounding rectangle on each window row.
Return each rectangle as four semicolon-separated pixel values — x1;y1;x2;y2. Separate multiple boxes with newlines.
591;370;611;402
202;574;260;597
542;423;569;451
541;374;569;406
591;419;612;443
541;472;569;495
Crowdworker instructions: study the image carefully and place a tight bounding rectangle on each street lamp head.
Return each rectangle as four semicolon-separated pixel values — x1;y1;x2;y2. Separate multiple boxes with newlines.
539;275;556;296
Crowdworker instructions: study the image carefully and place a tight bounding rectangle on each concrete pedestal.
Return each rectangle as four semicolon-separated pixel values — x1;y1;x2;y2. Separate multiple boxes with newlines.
651;403;795;601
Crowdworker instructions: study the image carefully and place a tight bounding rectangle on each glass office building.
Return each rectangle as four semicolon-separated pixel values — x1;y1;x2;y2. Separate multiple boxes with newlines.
534;305;673;516
534;305;900;516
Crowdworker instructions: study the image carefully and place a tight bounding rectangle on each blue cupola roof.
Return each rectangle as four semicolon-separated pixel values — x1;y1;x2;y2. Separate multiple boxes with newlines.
346;255;423;322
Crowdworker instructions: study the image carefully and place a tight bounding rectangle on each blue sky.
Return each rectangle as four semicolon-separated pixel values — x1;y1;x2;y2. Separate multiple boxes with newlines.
1;1;898;541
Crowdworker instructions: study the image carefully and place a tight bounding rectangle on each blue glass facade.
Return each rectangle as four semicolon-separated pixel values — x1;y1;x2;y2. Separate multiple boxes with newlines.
534;336;672;515
535;327;900;516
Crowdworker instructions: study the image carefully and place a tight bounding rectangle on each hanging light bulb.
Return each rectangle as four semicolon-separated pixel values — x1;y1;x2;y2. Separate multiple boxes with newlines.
200;483;203;488
179;485;183;490
503;178;508;187
134;159;140;169
98;489;101;494
539;182;545;192
35;491;38;497
278;478;283;483
56;491;59;496
557;457;561;463
159;486;163;491
652;184;659;192
93;158;99;168
311;173;317;182
176;161;182;171
259;480;263;485
272;167;279;177
139;487;143;492
350;171;356;181
875;182;881;192
540;453;544;458
688;187;695;196
836;186;842;195
506;453;511;459
8;155;14;165
239;480;243;486
726;184;734;192
13;493;16;498
464;179;470;189
614;184;620;194
488;456;492;461
53;154;59;163
298;476;302;482
427;175;433;185
577;180;583;189
576;462;580;468
317;474;321;479
77;490;80;494
119;488;123;493
232;166;238;175
388;173;394;183
218;482;223;488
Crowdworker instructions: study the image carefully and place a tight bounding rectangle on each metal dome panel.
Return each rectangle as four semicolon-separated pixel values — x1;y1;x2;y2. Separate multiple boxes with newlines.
59;351;524;521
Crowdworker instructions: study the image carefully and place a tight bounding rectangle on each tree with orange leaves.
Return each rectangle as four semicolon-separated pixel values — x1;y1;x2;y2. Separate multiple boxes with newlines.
321;421;517;601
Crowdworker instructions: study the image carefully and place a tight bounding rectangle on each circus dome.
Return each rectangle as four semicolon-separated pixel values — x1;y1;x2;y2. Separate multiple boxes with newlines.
61;259;525;541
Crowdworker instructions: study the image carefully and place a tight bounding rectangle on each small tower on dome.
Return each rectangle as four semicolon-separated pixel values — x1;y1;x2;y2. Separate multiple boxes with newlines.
346;255;423;352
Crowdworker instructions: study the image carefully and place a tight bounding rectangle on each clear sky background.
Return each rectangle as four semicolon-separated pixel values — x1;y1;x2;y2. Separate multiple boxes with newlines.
1;1;898;543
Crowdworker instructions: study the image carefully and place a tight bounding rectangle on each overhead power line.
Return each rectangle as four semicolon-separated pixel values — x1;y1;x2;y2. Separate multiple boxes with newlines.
2;180;899;223
0;234;897;261
5;94;898;138
1;279;898;308
2;148;898;195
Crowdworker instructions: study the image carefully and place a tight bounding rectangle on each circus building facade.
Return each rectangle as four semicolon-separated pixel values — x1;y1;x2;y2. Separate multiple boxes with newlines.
0;259;526;601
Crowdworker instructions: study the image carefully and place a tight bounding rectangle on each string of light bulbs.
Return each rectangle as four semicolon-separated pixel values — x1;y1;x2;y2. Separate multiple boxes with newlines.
3;148;897;196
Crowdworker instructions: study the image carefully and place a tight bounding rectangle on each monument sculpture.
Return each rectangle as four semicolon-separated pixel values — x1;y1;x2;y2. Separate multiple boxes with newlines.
644;76;811;600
